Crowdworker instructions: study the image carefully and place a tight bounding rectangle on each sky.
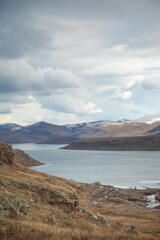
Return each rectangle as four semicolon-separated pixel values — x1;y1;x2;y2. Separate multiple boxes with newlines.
0;0;160;125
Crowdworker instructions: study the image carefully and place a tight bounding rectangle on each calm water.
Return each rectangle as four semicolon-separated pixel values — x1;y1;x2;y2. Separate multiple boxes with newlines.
12;143;160;189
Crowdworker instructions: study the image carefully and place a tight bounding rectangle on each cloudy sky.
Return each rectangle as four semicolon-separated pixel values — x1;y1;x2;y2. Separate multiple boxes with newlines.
0;0;160;125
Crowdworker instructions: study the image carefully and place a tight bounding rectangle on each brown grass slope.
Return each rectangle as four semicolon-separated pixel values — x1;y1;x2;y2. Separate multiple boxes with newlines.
0;142;160;240
73;121;160;139
64;135;160;150
14;149;45;167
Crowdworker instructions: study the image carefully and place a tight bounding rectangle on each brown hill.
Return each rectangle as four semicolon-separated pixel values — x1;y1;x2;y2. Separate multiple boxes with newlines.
0;142;160;239
78;121;160;139
1;120;160;144
146;124;160;135
0;122;70;143
64;135;160;150
14;149;44;167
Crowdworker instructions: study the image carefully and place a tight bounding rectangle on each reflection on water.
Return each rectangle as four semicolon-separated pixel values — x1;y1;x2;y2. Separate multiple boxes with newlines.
12;143;160;189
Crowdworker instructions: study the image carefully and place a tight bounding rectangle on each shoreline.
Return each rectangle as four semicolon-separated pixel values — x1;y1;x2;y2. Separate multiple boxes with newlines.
29;163;160;190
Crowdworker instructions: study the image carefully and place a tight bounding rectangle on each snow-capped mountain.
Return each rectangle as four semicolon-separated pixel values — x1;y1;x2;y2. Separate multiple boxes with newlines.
1;114;160;143
66;119;130;130
0;123;22;132
0;123;20;127
134;114;160;124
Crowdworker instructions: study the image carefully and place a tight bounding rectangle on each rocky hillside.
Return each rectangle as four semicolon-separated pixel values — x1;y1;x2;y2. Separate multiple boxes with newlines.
0;142;160;240
0;142;14;164
0;142;43;167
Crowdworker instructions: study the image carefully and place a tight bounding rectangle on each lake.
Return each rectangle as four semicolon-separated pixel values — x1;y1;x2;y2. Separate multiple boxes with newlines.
12;143;160;189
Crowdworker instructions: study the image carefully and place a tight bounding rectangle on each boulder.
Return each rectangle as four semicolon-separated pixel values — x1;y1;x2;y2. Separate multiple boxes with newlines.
121;225;138;234
0;142;14;165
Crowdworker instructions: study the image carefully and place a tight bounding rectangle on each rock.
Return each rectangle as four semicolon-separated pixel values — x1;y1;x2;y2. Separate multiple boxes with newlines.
154;205;160;209
52;216;57;223
73;200;79;210
0;194;30;217
0;204;4;210
96;212;100;217
78;207;110;226
64;215;68;220
20;203;30;215
0;142;14;165
91;214;98;220
97;215;110;226
0;186;5;191
155;192;160;202
51;190;64;199
121;225;138;234
0;209;10;217
0;181;7;187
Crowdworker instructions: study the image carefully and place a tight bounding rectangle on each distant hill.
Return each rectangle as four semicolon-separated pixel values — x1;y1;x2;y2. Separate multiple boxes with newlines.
0;121;70;144
63;135;160;151
1;114;160;144
146;125;160;135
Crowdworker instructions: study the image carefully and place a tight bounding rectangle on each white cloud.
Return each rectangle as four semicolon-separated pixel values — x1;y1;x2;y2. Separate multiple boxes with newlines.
39;94;102;114
0;0;160;124
0;115;11;124
7;101;91;125
111;90;132;100
122;91;132;99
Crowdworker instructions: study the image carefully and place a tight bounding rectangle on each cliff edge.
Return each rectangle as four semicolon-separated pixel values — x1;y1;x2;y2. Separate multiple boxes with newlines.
0;142;14;165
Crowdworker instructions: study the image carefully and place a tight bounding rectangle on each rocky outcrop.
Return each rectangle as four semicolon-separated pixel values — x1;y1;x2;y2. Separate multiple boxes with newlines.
121;225;138;234
11;180;77;211
155;192;160;202
0;194;30;217
78;207;110;226
0;141;43;167
0;142;14;165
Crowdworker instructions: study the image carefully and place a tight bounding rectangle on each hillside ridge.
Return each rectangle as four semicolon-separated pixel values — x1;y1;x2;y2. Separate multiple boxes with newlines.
0;141;160;239
64;135;160;151
1;116;160;144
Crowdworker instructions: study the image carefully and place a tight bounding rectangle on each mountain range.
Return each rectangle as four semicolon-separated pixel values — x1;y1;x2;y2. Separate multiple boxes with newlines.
1;114;160;144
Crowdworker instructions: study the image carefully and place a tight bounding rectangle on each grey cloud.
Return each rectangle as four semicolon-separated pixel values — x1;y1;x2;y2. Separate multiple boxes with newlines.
0;25;53;59
0;103;12;114
0;109;11;114
141;81;160;90
0;0;160;59
0;94;32;104
0;110;11;114
0;0;160;122
0;59;80;94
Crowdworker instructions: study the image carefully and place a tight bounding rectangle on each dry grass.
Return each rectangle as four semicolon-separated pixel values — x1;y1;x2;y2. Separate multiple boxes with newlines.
0;162;160;240
0;217;159;240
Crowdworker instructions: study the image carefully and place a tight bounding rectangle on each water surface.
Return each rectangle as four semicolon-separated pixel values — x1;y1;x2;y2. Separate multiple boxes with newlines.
12;143;160;189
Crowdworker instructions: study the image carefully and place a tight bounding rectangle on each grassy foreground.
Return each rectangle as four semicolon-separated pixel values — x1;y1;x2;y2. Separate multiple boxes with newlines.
0;142;160;240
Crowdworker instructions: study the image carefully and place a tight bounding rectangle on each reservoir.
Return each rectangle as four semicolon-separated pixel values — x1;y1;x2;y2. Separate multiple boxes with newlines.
12;143;160;189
